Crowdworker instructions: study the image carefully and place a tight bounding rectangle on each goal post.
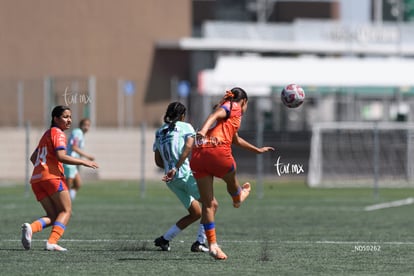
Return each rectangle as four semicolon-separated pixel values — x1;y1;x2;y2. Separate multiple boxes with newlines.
307;122;414;188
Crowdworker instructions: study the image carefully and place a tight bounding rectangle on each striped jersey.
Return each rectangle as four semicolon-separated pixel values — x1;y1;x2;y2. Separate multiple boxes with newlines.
153;121;195;178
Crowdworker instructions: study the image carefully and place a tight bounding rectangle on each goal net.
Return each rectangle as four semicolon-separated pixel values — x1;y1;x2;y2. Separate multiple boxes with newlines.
307;122;414;188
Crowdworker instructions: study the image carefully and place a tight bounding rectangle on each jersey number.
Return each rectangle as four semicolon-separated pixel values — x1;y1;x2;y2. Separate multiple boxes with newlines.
34;146;47;167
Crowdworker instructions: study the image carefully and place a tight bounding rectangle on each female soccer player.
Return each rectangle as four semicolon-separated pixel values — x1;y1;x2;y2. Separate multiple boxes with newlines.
64;118;95;200
153;102;209;253
21;105;98;251
190;87;275;260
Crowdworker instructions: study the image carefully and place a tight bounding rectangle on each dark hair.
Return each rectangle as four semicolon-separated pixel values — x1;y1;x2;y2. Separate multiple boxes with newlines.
79;118;91;128
163;102;186;134
220;87;248;119
50;105;71;127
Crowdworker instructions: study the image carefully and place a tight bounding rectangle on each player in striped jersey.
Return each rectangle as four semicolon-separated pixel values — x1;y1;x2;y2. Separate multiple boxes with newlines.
153;102;208;253
64;118;95;200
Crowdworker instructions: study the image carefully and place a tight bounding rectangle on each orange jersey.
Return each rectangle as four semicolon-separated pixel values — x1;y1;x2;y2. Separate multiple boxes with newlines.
30;127;67;183
201;101;242;147
191;101;242;178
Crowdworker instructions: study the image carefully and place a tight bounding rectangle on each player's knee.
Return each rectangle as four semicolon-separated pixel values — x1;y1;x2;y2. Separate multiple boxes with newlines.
210;199;219;212
192;210;202;220
189;205;202;219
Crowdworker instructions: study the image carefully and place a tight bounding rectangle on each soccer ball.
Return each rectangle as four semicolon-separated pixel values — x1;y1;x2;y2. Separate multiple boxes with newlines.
281;84;305;108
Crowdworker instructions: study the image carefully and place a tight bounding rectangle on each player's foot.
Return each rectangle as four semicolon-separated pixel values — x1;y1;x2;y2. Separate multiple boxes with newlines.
209;245;227;260
21;223;32;250
45;242;67;251
154;236;170;251
233;182;251;208
191;241;209;252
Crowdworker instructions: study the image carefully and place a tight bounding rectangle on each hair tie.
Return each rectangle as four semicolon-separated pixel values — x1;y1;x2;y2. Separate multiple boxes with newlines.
224;90;234;99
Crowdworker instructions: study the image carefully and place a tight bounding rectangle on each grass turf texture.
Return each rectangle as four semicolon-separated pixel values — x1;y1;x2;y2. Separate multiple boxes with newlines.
1;180;414;275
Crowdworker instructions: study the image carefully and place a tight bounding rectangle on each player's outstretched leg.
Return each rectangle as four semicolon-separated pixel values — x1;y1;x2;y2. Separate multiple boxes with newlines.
233;182;251;208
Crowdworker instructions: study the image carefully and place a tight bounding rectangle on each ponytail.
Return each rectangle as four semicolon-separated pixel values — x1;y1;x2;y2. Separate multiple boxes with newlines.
162;102;187;135
219;87;248;119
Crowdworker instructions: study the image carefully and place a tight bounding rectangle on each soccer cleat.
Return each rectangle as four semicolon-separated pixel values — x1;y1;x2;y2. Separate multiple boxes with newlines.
154;236;171;251
191;241;209;253
233;182;251;208
21;223;32;250
209;246;227;260
45;242;67;252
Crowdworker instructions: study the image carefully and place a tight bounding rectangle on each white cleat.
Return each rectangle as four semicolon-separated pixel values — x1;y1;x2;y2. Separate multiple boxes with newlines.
45;242;68;252
21;223;32;250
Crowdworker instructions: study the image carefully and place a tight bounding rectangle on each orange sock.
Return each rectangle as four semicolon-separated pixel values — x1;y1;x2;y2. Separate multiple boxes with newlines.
203;222;217;245
31;218;47;233
47;222;66;244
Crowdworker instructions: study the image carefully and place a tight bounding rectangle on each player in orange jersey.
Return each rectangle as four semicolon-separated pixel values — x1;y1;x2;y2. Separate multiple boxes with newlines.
190;87;274;260
21;105;98;251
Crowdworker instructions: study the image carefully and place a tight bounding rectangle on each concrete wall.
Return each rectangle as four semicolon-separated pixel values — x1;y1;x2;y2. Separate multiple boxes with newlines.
0;127;161;182
0;0;191;127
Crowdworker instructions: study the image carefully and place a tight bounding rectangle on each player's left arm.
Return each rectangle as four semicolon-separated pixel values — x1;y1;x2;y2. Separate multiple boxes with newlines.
51;129;97;168
232;132;275;154
56;149;98;168
175;135;194;170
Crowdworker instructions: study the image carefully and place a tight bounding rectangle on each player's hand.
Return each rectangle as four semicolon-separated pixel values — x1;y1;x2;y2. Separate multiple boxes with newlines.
84;160;99;169
195;132;206;147
88;156;95;161
196;131;206;137
258;146;275;153
162;168;177;182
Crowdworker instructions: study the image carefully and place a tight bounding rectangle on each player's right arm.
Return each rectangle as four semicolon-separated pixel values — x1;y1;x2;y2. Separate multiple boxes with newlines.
197;107;227;136
154;149;164;169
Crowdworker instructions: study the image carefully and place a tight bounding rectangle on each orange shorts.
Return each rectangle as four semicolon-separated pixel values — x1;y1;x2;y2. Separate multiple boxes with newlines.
31;178;68;201
190;146;236;179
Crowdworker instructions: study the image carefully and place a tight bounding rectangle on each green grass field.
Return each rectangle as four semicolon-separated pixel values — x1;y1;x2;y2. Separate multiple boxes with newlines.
1;179;414;275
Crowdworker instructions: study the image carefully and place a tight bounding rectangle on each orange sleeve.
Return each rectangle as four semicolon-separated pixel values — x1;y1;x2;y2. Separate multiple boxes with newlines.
51;127;67;152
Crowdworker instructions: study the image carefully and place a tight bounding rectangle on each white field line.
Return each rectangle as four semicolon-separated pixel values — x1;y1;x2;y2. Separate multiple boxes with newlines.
364;197;414;211
4;239;414;246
